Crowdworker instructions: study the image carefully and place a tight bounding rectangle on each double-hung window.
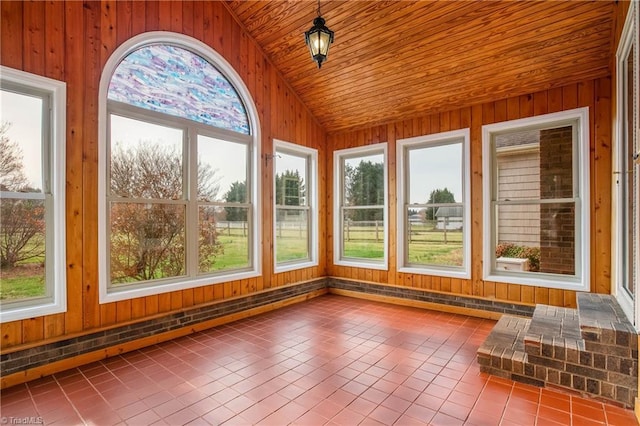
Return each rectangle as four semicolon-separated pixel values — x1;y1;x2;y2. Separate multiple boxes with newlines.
333;143;388;269
99;33;260;303
397;130;470;278
482;108;590;291
273;140;318;272
0;67;66;322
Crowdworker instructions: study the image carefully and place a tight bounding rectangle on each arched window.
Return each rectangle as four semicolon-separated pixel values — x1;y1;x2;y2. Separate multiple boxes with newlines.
99;33;260;303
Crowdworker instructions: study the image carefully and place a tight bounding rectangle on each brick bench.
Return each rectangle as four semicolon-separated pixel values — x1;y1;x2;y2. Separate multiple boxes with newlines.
477;294;638;408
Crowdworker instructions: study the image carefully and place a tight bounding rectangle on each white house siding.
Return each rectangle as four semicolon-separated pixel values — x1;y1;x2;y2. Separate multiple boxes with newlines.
496;146;540;246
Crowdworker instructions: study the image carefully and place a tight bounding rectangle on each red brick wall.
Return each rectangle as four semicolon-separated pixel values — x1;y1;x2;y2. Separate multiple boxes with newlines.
539;126;575;275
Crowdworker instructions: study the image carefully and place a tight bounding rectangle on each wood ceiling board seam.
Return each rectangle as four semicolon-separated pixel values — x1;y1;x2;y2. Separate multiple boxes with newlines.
287;5;612;90
320;65;611;132
221;0;326;130
271;1;597;78
297;26;612;106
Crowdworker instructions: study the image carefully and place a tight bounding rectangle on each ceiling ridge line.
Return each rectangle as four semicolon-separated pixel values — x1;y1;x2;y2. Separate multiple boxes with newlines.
221;1;326;133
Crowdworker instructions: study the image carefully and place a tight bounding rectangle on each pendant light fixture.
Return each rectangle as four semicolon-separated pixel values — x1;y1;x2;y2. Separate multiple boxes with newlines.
304;0;334;68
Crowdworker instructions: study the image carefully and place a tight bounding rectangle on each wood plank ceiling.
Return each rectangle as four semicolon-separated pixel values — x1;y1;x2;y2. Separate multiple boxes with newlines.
225;0;614;133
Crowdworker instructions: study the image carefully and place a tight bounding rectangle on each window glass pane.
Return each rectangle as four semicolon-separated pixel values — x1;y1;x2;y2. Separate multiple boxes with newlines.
407;207;463;267
199;206;249;273
108;45;250;134
110;203;186;284
495;203;541;273
405;141;464;269
344;154;384;206
407;208;463;267
0;198;46;300
496;132;540;202
539;202;575;275
198;135;247;203
0;90;43;191
275;152;306;207
275;150;309;264
110;115;184;199
343;208;384;259
623;42;636;296
492;124;577;278
408;143;462;204
0;90;47;303
495;126;574;201
275;209;309;262
495;201;575;275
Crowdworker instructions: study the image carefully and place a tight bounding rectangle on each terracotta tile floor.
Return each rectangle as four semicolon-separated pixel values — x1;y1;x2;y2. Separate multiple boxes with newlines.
1;295;638;425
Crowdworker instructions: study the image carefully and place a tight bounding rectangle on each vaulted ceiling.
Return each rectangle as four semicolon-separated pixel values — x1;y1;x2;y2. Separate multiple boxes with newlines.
225;0;615;133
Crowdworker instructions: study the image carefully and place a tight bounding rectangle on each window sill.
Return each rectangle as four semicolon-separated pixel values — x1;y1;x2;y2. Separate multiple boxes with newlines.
100;269;261;304
398;266;471;280
1;298;67;323
484;272;589;292
274;260;318;274
334;259;388;271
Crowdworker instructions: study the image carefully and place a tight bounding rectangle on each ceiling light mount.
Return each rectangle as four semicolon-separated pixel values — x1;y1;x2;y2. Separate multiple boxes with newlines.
304;0;334;68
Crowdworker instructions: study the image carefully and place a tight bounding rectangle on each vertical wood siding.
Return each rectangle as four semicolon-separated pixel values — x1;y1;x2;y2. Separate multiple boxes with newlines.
0;0;619;352
327;78;612;309
0;1;326;350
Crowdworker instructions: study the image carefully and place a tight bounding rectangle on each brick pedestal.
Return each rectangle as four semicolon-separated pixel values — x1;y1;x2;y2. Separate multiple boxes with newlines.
478;294;638;407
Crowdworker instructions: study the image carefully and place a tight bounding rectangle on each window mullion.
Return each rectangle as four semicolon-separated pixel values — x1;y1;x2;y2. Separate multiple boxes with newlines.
495;198;578;205
186;128;198;277
0;192;46;200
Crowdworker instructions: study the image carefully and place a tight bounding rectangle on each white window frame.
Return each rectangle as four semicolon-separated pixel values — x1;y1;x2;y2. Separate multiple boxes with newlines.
98;32;261;304
613;0;639;325
0;66;67;323
333;143;388;270
273;140;318;273
482;107;590;291
396;129;471;279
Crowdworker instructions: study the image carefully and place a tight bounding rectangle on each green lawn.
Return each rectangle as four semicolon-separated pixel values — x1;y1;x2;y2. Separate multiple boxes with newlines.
344;241;385;259
2;224;465;298
208;234;250;271
408;243;463;266
0;267;45;300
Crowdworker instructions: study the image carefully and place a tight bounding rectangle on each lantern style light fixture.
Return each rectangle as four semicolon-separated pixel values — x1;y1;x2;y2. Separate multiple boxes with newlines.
304;0;334;68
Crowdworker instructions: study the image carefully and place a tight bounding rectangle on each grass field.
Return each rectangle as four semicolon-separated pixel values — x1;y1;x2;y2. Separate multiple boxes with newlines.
0;263;46;300
1;224;464;299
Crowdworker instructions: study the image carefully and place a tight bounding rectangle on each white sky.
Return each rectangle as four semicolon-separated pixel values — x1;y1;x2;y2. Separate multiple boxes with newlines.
198;134;247;197
275;151;305;176
339;149;462;204
408;143;462;204
1;90;43;189
110;115;247;199
1;94;463;202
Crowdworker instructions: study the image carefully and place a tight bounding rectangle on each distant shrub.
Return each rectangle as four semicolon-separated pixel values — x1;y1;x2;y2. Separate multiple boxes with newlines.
495;243;540;272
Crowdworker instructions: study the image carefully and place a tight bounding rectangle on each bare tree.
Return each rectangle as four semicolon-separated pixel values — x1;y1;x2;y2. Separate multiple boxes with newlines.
0;122;45;269
0;200;45;269
0;122;29;192
109;142;222;283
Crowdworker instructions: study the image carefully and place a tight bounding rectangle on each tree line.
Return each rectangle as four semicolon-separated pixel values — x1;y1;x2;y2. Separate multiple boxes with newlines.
2;126;456;282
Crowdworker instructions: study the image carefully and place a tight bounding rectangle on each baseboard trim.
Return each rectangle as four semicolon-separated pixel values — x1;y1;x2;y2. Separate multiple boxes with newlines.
0;277;546;390
328;288;503;320
1;288;327;389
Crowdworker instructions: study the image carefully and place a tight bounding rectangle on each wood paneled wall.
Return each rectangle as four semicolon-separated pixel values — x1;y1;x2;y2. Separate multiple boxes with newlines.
327;78;612;309
0;1;619;353
0;1;326;350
